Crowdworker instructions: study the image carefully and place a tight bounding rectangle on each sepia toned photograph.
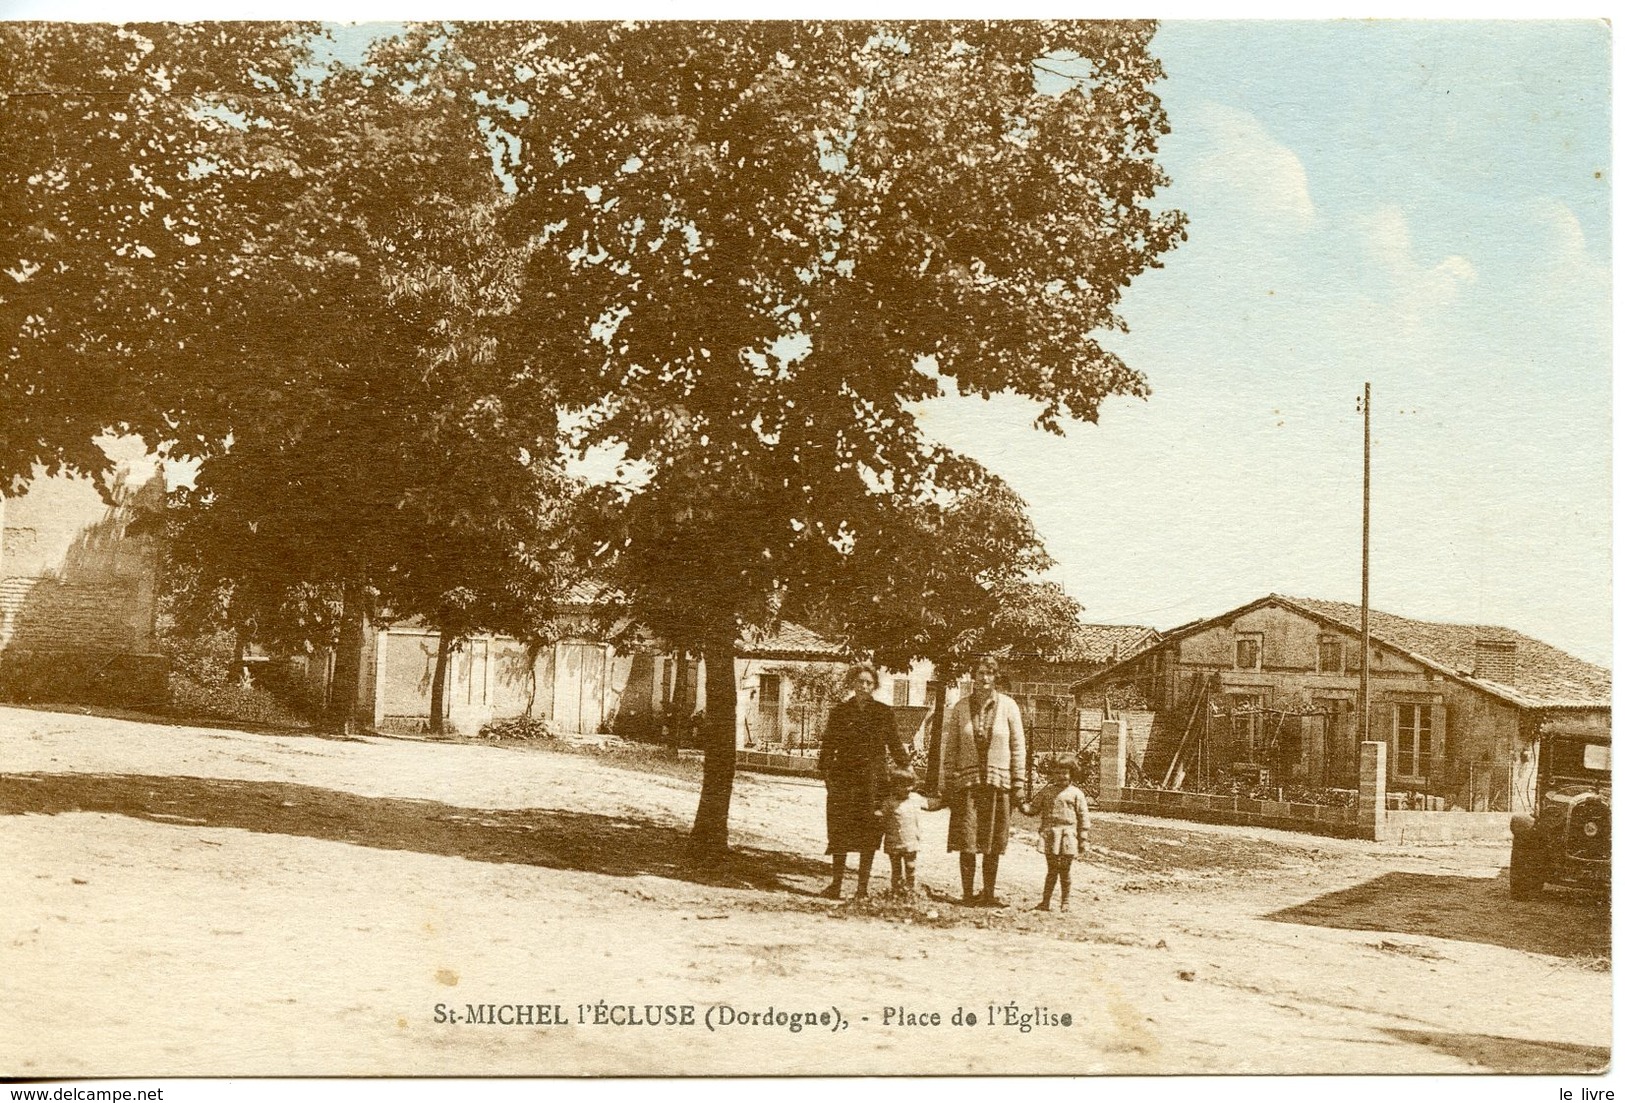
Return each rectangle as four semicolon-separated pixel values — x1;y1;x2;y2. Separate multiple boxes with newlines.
0;15;1611;1086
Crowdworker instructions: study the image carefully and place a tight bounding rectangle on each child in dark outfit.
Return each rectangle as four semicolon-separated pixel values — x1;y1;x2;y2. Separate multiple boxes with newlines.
1022;755;1090;911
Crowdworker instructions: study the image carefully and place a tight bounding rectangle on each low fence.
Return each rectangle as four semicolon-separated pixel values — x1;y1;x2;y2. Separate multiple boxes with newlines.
1097;720;1512;844
735;749;821;777
1110;786;1360;839
728;726;1516;838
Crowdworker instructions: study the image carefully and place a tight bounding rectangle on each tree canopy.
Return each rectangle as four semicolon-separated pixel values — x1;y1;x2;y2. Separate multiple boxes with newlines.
5;22;578;728
1;22;322;491
158;34;578;729
447;20;1185;850
3;20;1183;849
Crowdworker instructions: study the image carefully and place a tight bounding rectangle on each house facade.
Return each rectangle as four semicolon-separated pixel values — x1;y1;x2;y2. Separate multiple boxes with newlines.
735;623;848;752
363;611;1175;758
365;615;931;749
369;621;671;738
1072;594;1610;814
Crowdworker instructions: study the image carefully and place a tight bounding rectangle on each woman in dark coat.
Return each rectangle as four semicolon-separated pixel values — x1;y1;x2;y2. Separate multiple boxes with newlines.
818;663;910;899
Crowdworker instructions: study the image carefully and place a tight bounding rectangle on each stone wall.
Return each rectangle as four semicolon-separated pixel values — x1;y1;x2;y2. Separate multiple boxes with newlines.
1107;785;1361;839
0;465;167;706
1382;811;1512;844
736;749;821;777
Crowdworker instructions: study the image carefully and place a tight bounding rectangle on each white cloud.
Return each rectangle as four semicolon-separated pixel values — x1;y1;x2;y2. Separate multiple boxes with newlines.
1190;102;1314;233
1362;204;1476;318
1504;197;1610;374
1523;197;1608;293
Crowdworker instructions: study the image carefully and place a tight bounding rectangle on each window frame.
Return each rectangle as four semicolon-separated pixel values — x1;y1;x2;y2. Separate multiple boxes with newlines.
758;672;781;708
1229;692;1267;756
1317;635;1344;675
1392;702;1436;781
1235;632;1263;671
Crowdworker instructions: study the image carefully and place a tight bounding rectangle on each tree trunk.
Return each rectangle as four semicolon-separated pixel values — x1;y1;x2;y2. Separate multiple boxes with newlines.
523;641;540;718
669;650;690;747
324;582;371;734
429;630;452;735
688;633;737;859
232;629;249;686
925;679;948;797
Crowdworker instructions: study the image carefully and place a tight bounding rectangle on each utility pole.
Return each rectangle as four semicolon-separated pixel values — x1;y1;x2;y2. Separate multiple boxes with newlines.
1359;382;1371;745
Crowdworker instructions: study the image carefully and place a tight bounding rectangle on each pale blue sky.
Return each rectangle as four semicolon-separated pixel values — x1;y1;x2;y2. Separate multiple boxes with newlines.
917;21;1612;664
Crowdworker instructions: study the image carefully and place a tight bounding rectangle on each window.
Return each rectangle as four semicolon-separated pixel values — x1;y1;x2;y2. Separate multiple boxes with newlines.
758;673;781;708
1394;703;1435;779
1317;636;1343;674
891;678;911;707
1229;693;1266;754
1235;633;1262;670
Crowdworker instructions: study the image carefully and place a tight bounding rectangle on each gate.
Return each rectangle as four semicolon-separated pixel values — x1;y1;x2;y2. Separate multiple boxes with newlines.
1021;694;1079;792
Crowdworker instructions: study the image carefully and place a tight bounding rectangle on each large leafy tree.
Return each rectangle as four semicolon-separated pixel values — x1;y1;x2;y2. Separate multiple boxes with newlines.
1;22;321;490
452;20;1184;854
811;470;1087;672
154;40;573;732
5;23;574;730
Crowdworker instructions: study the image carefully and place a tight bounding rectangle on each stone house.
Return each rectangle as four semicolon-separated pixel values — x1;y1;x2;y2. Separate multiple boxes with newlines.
737;628;937;752
1071;594;1611;813
735;623;848;752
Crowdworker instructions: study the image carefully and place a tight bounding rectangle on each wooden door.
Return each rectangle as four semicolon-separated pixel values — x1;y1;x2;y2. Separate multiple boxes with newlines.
554;643;584;733
578;644;606;733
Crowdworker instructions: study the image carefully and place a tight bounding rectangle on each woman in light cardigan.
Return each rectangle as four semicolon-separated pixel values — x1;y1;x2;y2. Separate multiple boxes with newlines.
932;655;1027;906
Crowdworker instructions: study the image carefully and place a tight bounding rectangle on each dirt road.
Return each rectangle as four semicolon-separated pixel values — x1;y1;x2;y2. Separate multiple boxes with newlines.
0;705;1609;1076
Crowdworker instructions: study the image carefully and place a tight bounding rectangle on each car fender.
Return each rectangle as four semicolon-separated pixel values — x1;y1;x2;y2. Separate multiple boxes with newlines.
1510;813;1536;838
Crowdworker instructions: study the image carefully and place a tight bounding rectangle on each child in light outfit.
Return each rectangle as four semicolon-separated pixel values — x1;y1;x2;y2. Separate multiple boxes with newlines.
882;765;924;895
1022;755;1090;911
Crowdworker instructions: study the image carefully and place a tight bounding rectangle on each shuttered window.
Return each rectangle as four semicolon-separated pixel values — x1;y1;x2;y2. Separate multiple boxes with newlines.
1235;633;1262;670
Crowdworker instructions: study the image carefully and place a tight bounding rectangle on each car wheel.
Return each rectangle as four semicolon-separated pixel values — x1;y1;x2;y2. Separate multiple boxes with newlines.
1510;835;1546;900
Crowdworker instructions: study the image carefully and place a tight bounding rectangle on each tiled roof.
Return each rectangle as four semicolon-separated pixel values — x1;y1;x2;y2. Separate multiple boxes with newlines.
737;622;847;661
1073;594;1611;710
560;579;620;606
1275;595;1611;710
1062;623;1162;665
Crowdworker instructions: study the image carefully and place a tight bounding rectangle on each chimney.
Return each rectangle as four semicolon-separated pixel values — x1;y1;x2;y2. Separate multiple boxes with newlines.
1472;639;1517;684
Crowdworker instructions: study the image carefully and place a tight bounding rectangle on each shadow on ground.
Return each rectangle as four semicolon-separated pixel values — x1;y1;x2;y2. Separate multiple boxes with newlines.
1381;1028;1610;1074
0;700;344;738
1087;818;1315;874
1268;871;1610;960
0;771;828;893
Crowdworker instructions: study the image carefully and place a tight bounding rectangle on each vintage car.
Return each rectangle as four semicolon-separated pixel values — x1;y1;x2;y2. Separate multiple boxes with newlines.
1509;727;1610;899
